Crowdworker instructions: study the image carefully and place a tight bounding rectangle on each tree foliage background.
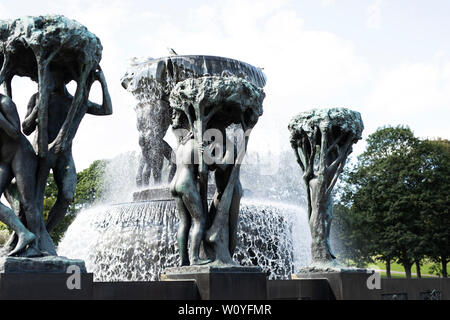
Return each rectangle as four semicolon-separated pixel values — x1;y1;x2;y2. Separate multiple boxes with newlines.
331;126;449;278
0;159;108;247
45;159;108;245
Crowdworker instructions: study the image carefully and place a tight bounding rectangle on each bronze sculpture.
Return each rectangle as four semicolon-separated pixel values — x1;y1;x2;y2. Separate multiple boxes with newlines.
0;15;112;258
288;108;363;269
169;76;264;266
0;94;40;256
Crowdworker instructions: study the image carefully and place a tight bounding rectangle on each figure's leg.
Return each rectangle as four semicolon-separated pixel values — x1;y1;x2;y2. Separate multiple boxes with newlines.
167;162;176;183
161;139;176;183
45;152;76;233
213;169;242;256
324;195;336;259
138;134;151;187
142;149;152;186
30;154;57;255
136;153;144;187
4;181;21;217
0;164;35;256
151;150;164;184
174;198;191;266
12;139;56;255
228;180;242;256
2;182;21;251
178;170;210;265
11;144;41;252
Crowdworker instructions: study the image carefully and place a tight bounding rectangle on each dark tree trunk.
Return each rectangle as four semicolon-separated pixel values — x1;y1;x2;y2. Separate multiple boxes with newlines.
309;203;334;263
401;249;412;279
415;261;421;278
442;257;448;278
308;180;335;264
386;260;391;279
403;262;412;279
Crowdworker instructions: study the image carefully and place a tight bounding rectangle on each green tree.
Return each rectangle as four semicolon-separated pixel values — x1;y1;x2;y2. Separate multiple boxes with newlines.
331;202;374;267
337;127;450;278
1;159;107;247
44;159;108;245
73;160;107;210
338;126;423;278
414;139;450;277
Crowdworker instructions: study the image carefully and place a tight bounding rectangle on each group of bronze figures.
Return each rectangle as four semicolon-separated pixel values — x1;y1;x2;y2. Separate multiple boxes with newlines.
0;14;363;270
0;15;112;258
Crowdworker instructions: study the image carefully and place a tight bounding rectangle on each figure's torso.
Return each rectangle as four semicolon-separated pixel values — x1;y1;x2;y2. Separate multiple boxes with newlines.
46;93;72;143
0;96;20;163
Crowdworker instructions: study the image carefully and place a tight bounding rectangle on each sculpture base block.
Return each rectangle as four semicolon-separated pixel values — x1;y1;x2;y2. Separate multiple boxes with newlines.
0;273;93;300
0;256;87;273
267;279;333;300
162;265;267;300
292;268;375;300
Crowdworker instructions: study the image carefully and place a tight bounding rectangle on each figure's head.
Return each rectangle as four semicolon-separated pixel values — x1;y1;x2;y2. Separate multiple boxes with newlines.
171;108;188;130
48;66;72;92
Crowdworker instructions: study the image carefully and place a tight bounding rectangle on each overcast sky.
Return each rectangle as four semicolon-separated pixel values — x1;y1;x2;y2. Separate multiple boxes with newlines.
0;0;449;170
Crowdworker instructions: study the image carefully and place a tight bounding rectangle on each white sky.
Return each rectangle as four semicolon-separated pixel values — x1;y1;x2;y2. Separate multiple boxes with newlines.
0;0;449;170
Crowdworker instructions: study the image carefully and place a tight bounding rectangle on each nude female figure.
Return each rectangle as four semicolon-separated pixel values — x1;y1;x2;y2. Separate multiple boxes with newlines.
0;94;41;256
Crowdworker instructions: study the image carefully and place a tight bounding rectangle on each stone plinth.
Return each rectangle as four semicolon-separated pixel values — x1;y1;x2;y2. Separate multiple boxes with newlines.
93;281;199;300
292;269;376;300
0;273;93;300
0;256;91;300
0;256;87;273
267;279;333;300
162;265;267;300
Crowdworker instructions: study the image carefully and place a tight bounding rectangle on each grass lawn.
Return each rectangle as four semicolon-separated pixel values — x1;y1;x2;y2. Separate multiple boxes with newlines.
367;260;446;278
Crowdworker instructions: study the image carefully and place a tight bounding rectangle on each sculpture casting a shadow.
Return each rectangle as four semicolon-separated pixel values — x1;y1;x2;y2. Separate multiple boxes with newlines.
288;108;363;269
169;76;264;266
0;15;112;257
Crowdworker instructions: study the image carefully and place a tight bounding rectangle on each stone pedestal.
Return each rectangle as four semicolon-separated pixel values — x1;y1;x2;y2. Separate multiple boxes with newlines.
0;256;87;273
0;273;93;300
0;255;93;300
292;269;377;300
162;265;267;300
267;279;333;300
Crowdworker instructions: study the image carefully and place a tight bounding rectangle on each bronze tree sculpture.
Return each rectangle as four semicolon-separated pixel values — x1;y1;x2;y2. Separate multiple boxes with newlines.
0;15;112;257
288;108;363;268
169;76;264;266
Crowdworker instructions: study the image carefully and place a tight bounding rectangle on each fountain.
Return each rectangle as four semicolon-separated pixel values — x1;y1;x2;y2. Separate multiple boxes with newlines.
0;14;446;302
58;54;312;282
58;199;310;281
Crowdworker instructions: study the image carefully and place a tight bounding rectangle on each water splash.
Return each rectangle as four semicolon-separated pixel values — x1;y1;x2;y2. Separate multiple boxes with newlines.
58;198;310;281
235;199;311;279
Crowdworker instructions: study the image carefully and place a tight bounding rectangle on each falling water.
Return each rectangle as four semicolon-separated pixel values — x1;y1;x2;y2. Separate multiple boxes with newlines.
58;197;311;281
